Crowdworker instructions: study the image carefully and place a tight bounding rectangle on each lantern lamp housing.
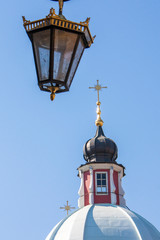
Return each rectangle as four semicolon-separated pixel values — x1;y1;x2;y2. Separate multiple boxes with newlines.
23;8;95;100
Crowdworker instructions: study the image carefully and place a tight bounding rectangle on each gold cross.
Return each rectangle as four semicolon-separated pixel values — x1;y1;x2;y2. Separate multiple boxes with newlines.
89;80;107;127
60;201;75;216
89;80;107;102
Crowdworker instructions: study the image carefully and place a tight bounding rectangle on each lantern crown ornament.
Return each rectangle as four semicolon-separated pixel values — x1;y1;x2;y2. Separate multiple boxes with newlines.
22;0;95;101
51;0;70;17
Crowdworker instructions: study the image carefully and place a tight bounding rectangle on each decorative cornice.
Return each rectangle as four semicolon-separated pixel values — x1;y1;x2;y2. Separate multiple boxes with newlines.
78;162;125;176
22;8;95;46
80;17;90;25
46;8;59;19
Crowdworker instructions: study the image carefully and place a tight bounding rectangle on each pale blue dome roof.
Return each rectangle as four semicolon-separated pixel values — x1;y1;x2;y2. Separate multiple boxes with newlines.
46;204;160;240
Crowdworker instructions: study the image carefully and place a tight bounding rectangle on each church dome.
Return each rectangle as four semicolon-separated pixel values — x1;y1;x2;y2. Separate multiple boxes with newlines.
46;204;160;240
83;126;118;162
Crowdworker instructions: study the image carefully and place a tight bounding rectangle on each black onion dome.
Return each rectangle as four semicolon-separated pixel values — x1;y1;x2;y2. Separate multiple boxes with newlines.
83;126;118;163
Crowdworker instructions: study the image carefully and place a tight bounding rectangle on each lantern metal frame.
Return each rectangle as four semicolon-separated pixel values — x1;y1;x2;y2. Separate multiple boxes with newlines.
23;8;95;100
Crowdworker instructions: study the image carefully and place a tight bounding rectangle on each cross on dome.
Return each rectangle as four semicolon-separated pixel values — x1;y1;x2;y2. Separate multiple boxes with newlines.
89;80;107;126
60;201;75;216
89;80;107;102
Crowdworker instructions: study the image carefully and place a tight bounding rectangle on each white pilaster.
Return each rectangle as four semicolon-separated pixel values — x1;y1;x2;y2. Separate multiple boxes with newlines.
89;167;94;204
110;167;117;204
118;170;126;206
78;170;84;208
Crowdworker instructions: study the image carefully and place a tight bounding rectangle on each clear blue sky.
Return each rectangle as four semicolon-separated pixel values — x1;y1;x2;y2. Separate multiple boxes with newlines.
0;0;160;239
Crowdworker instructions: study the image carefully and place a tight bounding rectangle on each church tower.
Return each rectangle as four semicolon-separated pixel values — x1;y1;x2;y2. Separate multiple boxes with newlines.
78;80;126;208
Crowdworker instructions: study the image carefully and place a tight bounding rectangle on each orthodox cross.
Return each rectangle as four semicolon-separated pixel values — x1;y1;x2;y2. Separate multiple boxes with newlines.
60;201;75;216
89;80;107;127
89;80;107;102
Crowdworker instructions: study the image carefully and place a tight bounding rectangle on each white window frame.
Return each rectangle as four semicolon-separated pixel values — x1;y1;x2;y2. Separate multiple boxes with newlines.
95;172;108;195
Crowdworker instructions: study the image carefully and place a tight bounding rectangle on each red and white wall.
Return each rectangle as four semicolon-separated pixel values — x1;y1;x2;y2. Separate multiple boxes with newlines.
78;163;126;208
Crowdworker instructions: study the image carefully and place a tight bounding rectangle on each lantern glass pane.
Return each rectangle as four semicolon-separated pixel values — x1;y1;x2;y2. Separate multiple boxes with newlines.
33;29;50;81
84;28;91;43
67;37;84;88
53;29;77;82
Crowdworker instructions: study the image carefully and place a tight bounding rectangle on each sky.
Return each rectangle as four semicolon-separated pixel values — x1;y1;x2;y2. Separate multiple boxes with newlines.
0;0;160;239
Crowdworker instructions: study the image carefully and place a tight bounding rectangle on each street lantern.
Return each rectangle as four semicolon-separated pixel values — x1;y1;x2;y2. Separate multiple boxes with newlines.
22;0;95;101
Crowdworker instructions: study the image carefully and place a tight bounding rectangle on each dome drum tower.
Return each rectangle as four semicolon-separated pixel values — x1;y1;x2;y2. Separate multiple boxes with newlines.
78;126;126;208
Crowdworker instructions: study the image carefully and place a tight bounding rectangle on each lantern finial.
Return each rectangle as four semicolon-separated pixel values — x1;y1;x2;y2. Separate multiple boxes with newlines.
58;0;64;15
51;0;70;16
89;80;107;126
47;86;59;101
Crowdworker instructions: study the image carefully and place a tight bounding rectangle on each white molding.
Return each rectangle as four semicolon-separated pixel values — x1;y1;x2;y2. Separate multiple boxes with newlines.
78;170;84;208
110;167;117;205
89;167;94;205
118;170;126;207
78;163;123;173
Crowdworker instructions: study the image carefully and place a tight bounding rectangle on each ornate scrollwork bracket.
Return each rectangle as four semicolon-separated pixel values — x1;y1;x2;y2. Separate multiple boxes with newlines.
22;16;30;24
